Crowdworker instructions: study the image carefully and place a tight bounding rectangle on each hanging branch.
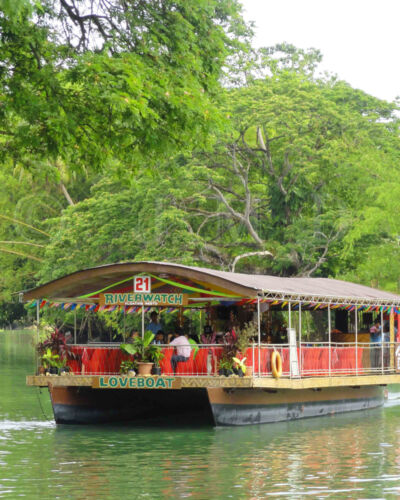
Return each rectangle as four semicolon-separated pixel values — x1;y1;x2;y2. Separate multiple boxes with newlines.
231;250;273;272
0;247;43;262
0;241;45;247
0;215;50;237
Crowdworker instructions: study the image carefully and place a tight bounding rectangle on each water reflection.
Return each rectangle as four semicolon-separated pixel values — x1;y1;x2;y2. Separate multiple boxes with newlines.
2;331;400;498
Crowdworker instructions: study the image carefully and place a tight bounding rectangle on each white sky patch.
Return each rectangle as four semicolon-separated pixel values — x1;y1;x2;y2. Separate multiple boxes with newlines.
241;0;400;102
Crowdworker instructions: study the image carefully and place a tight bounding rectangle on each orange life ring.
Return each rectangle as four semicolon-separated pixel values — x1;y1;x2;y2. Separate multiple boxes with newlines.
271;351;282;379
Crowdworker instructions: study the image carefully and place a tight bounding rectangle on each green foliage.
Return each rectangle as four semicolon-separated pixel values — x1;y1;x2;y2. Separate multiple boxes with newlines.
235;323;256;355
0;0;247;170
0;0;249;313
119;360;136;375
0;302;26;327
40;347;60;369
1;8;400;320
218;356;233;371
232;356;246;374
188;338;199;360
120;331;164;364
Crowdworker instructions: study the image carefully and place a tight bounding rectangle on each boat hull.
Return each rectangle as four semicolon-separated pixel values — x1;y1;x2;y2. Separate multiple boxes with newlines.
49;386;214;425
48;384;384;426
207;386;384;426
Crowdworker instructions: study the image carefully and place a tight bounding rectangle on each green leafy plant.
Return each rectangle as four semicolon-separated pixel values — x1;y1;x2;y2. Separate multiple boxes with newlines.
41;348;60;369
36;328;80;363
235;323;256;355
232;356;247;375
119;360;136;375
188;338;199;360
120;331;164;364
218;356;233;372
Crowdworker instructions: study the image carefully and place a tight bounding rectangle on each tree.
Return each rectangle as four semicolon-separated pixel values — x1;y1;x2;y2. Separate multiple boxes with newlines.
0;0;249;172
0;0;250;303
172;46;400;277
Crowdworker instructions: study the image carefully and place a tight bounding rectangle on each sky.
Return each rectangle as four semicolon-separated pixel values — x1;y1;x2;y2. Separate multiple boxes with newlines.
241;0;400;103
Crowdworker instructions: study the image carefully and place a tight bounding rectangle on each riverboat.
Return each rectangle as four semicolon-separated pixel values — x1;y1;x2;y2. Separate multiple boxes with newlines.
24;261;400;426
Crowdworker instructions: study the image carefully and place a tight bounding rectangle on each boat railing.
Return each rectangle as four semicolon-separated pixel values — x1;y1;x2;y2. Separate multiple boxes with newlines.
65;342;398;378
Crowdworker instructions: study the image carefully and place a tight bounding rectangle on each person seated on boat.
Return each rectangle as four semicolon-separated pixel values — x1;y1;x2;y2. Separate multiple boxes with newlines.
370;319;382;369
168;331;191;374
383;321;395;367
126;330;139;344
201;325;216;345
383;321;398;337
147;311;163;336
64;331;73;344
223;329;236;345
215;332;225;344
153;331;165;345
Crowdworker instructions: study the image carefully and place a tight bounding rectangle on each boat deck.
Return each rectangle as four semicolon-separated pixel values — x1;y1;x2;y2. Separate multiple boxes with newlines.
26;373;400;390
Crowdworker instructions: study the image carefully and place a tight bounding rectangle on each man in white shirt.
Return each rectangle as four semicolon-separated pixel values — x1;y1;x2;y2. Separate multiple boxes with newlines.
169;332;191;374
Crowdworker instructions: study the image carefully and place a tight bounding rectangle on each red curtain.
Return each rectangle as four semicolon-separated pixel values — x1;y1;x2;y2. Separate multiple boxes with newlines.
68;345;365;376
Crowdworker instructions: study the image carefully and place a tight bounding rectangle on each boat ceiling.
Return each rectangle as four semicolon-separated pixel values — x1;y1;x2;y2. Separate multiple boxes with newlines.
21;261;400;305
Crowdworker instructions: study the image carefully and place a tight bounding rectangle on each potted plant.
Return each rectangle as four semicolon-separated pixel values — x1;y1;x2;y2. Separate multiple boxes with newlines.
37;328;80;374
151;348;164;375
59;359;71;375
232;357;246;377
120;331;164;376
235;322;256;377
41;348;61;374
218;357;234;377
119;360;136;376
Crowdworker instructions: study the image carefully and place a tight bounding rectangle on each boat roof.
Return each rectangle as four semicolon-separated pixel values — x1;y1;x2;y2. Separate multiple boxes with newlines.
21;261;400;306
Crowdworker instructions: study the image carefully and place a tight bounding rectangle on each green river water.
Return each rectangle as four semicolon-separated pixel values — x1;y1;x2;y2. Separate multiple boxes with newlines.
2;330;400;499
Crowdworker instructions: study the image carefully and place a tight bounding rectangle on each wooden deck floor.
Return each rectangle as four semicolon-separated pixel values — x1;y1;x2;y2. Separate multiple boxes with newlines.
26;373;400;390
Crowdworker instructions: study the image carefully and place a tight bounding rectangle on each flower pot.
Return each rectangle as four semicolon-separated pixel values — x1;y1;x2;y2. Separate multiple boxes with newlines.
225;369;233;377
38;366;46;375
218;369;225;376
152;365;162;376
49;366;59;375
137;362;153;376
246;365;253;377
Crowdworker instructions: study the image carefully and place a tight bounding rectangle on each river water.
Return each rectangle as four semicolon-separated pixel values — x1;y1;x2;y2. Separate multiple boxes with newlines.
2;330;400;499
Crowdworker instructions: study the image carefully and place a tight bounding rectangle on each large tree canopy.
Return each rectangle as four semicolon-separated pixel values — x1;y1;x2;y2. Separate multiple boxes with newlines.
0;0;248;172
39;47;400;291
1;6;400;314
0;0;249;300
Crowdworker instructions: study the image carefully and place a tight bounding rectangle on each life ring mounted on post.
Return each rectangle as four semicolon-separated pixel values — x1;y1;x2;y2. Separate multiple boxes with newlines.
271;351;282;379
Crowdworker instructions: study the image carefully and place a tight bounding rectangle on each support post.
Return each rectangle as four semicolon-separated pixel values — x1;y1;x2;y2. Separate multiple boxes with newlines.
288;301;292;377
299;302;302;377
355;306;358;375
257;297;261;377
252;342;255;377
390;309;395;371
36;300;40;370
141;304;145;339
397;313;400;342
74;309;77;345
123;305;126;340
381;309;384;374
328;304;331;376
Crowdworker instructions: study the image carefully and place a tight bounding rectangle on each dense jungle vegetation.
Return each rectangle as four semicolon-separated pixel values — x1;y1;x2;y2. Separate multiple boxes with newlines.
0;0;399;325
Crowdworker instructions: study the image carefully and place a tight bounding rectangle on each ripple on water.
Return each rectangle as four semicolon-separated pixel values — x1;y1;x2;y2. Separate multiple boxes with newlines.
0;420;55;432
2;331;400;499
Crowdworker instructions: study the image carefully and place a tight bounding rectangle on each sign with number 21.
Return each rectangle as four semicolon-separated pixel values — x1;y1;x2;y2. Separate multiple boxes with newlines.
134;276;151;293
